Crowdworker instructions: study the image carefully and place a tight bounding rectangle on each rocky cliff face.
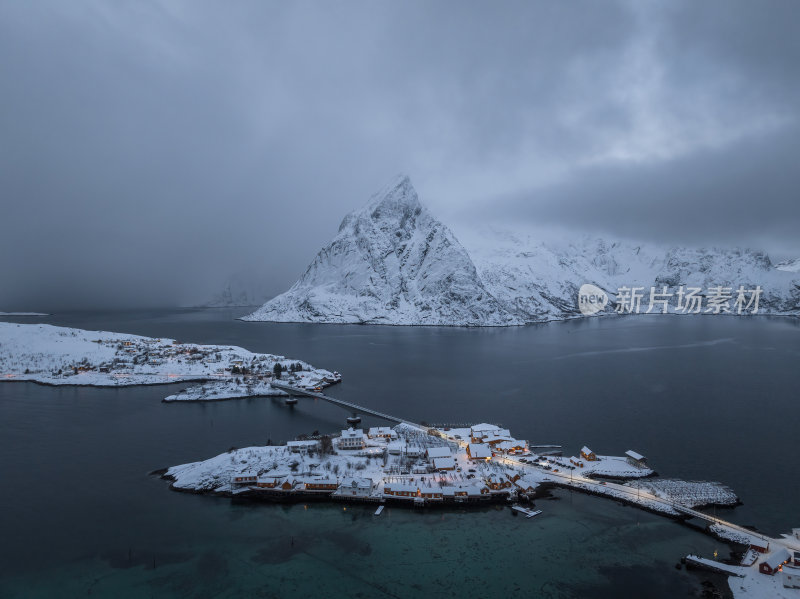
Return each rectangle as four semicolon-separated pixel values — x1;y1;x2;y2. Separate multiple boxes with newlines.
243;176;800;325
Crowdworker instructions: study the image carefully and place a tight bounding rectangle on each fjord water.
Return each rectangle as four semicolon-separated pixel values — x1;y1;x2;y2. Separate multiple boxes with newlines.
1;310;797;598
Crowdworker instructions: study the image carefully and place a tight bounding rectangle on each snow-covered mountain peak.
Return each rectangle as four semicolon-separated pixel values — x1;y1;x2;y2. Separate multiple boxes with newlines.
366;173;419;211
244;176;519;325
338;174;421;233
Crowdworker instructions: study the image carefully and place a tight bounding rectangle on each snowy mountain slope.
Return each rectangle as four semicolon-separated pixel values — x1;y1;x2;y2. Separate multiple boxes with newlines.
243;176;800;326
458;226;800;320
243;175;520;325
775;258;800;273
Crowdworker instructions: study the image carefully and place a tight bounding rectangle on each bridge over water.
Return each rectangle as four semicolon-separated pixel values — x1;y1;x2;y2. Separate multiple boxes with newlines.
270;381;426;431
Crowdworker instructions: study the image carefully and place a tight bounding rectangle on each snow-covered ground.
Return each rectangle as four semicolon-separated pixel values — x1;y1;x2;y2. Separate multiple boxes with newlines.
0;322;337;401
687;552;800;599
561;454;654;478
625;479;738;508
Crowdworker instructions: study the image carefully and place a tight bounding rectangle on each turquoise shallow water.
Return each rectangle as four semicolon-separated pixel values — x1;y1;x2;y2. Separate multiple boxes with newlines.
1;310;797;597
1;492;729;598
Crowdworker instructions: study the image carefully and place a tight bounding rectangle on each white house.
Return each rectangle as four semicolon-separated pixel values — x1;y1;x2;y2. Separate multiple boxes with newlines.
337;477;373;497
339;428;365;450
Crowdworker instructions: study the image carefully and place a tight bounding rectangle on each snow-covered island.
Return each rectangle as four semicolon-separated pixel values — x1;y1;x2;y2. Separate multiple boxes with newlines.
240;175;800;326
0;322;340;401
164;423;657;503
164;421;800;598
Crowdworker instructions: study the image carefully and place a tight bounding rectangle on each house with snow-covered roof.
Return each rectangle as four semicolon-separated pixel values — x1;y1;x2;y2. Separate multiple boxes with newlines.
485;475;511;490
303;478;338;491
625;450;646;466
383;482;420;498
231;472;258;485
581;446;597;461
433;457;456;471
338;428;365;450
483;434;515;446
760;548;791;575
467;443;492;460
368;426;396;439
495;439;528;455
287;439;319;453
337;477;373;497
426;446;452;459
387;440;405;454
470;423;506;442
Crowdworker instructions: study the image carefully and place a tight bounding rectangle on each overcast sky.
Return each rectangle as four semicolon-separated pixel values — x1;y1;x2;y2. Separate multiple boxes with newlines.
1;1;798;310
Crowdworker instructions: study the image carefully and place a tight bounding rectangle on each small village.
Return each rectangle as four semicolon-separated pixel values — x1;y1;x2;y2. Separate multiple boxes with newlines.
167;421;656;506
165;418;800;596
0;323;339;401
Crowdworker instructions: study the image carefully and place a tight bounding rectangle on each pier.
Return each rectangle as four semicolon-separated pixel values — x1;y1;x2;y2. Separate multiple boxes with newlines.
270;381;426;430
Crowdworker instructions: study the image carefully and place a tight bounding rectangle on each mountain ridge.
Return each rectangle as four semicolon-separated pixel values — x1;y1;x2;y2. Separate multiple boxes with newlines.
241;176;800;325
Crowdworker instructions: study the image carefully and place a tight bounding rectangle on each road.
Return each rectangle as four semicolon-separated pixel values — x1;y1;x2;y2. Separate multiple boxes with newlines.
498;455;798;551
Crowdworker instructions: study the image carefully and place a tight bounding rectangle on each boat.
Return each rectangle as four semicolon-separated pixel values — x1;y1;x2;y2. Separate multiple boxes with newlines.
374;505;384;516
511;504;542;518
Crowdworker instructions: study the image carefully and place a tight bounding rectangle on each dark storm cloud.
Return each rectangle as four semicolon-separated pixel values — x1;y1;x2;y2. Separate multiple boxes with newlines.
0;1;797;310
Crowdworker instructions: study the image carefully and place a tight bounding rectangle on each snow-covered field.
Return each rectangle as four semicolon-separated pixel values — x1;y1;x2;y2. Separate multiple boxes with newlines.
0;322;337;401
625;479;738;508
